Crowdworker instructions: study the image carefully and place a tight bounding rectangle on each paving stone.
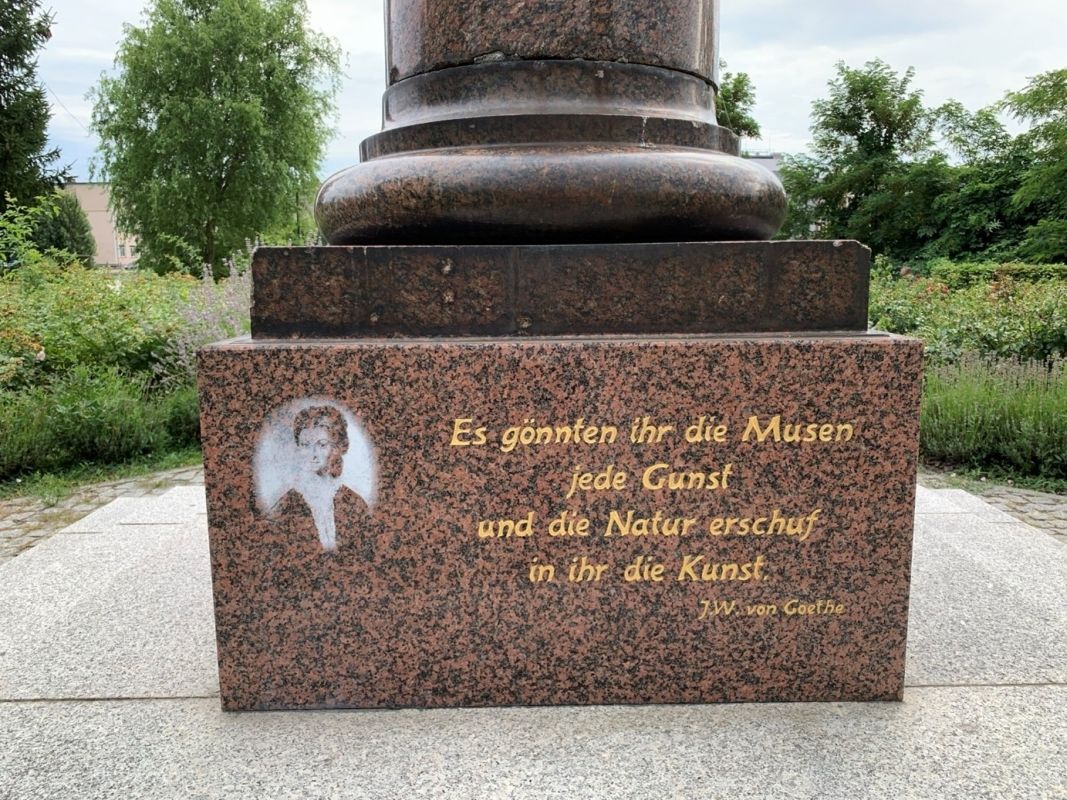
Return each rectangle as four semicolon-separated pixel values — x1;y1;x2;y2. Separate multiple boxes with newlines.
930;489;1027;524
907;513;1067;686
0;523;217;701
0;687;1063;800
58;498;157;533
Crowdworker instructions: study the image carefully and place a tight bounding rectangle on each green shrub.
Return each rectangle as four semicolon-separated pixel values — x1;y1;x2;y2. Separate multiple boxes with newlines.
927;258;1067;288
0;367;200;480
921;355;1067;479
0;227;249;480
0;259;194;389
158;384;201;445
871;274;1067;363
1;196;54;274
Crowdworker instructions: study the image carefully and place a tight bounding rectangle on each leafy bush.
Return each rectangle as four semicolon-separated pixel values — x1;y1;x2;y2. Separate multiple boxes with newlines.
0;259;194;389
1;196;54;274
0;366;200;479
135;232;205;276
871;273;1067;363
927;257;1067;288
0;240;249;480
922;355;1067;479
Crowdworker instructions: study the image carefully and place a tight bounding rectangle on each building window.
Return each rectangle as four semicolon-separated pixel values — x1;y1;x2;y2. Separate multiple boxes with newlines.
118;244;126;258
130;244;137;257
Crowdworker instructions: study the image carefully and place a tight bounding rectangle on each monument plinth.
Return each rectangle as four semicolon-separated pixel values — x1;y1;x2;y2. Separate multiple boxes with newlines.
198;1;923;711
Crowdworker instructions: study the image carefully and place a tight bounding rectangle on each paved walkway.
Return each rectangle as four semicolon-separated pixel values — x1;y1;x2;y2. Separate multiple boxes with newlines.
1;478;1064;798
2;465;1062;565
0;466;204;565
917;469;1067;545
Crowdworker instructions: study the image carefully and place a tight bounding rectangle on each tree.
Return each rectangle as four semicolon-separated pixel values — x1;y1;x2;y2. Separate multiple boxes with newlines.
90;0;341;276
924;101;1035;260
779;60;938;248
31;190;96;265
0;0;70;211
1001;68;1067;263
717;60;761;140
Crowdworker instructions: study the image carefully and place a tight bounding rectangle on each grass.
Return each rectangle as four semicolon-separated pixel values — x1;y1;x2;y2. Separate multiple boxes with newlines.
0;445;202;506
920;354;1067;487
0;370;200;482
920;462;1067;495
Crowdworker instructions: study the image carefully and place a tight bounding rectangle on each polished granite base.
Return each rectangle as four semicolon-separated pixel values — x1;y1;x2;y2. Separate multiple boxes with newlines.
198;332;921;710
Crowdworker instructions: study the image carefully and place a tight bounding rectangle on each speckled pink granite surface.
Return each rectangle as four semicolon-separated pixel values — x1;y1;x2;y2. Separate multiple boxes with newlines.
198;333;922;711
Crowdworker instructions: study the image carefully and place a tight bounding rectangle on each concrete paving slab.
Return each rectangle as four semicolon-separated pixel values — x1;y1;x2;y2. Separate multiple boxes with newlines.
158;485;208;513
916;511;1042;535
931;488;1031;524
107;487;205;526
0;687;1063;800
907;513;1067;685
914;485;968;514
2;488;1065;799
58;497;156;533
0;524;217;700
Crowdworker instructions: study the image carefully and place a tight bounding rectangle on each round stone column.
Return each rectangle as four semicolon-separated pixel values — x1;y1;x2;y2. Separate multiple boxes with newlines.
316;0;786;245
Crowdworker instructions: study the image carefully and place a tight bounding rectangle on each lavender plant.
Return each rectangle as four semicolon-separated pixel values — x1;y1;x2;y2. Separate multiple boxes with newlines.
151;258;251;392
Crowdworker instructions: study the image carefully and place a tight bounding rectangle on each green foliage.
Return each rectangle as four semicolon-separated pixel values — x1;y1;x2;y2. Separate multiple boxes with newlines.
873;259;1067;480
926;258;1067;288
90;0;341;276
1001;69;1067;262
0;0;70;210
870;272;1067;364
0;259;193;388
0;250;249;480
923;102;1036;261
780;60;937;244
30;191;96;266
921;356;1067;480
135;232;204;276
0;366;200;480
716;60;760;140
782;63;1066;265
0;195;54;273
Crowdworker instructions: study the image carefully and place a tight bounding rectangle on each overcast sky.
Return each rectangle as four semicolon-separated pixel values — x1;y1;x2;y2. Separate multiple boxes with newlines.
38;0;1067;181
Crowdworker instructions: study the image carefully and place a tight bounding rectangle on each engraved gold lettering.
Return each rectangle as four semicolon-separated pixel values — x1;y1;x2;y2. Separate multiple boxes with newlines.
477;512;535;539
698;599;738;618
677;554;766;582
741;415;855;443
604;510;696;537
705;509;821;541
527;559;556;583
629;416;674;444
640;463;732;492
783;599;845;616
684;416;729;443
568;556;609;583
450;418;487;446
548;510;590;537
500;418;618;453
623;555;666;582
565;464;628;499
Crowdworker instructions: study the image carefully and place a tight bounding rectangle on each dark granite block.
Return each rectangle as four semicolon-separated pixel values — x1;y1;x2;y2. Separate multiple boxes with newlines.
251;241;870;339
199;332;922;711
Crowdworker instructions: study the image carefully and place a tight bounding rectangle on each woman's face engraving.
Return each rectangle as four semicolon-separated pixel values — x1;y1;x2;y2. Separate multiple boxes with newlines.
298;424;335;477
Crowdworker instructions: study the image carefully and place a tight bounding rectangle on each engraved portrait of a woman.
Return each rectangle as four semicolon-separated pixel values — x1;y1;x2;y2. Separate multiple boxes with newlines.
254;398;377;551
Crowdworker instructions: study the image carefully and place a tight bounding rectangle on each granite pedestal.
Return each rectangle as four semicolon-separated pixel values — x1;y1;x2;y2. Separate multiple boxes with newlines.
199;242;923;711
